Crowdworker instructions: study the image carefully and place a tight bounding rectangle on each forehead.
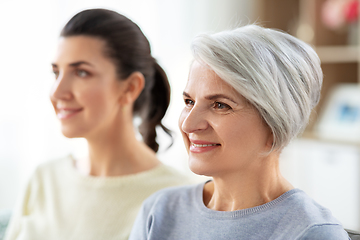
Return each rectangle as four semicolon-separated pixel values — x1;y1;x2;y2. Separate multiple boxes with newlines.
54;36;107;63
186;61;239;96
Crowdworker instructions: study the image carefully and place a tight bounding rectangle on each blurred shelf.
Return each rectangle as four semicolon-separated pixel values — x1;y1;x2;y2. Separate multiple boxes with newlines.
300;130;360;147
316;46;359;64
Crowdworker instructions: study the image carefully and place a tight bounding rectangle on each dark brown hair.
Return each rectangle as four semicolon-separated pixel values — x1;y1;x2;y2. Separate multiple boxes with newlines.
61;8;171;152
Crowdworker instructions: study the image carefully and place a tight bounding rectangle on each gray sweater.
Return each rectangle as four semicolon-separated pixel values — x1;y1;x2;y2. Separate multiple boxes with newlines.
129;182;350;240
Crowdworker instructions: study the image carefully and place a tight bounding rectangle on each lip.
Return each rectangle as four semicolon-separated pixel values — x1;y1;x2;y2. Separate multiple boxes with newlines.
56;107;83;120
189;139;220;153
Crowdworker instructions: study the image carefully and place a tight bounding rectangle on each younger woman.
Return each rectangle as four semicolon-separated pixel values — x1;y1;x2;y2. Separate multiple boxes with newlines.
5;9;189;240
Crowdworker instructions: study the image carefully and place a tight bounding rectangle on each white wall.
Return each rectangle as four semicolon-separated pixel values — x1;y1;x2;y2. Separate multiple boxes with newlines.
0;0;254;210
280;139;360;231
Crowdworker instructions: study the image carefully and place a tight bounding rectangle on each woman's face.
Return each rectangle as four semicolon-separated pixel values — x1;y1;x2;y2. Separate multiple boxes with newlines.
50;36;126;139
179;61;273;177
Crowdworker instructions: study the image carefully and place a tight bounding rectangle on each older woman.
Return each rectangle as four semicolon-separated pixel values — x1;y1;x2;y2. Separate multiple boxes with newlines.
128;25;350;239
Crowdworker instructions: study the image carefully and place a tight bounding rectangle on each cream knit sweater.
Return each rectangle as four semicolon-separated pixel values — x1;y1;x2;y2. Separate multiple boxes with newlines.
4;156;190;240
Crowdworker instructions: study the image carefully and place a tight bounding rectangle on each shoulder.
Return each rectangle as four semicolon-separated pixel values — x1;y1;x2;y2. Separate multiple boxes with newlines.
6;157;73;218
24;156;74;194
141;163;195;187
31;155;73;181
131;182;201;235
298;224;350;240
129;183;201;240
274;189;348;239
146;182;199;202
35;155;73;173
141;182;201;211
151;164;190;179
286;190;341;225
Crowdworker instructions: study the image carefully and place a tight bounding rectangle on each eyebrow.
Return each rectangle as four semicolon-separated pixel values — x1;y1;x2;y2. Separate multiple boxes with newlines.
183;91;238;104
51;61;93;68
183;91;191;98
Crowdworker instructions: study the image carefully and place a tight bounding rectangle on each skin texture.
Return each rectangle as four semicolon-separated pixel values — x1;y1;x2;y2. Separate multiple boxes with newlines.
50;36;159;176
179;61;293;211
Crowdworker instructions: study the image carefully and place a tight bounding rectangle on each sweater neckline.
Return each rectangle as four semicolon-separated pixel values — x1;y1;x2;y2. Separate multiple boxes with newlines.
194;181;303;219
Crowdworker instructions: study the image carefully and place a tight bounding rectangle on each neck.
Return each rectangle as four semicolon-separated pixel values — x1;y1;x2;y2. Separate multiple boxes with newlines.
203;152;293;211
77;114;160;177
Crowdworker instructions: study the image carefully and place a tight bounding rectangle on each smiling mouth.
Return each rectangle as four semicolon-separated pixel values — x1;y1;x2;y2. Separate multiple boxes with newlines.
57;108;82;119
189;142;220;153
59;109;79;114
191;143;220;147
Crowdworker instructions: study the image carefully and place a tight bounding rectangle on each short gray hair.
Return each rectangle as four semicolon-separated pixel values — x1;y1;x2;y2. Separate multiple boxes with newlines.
191;25;323;151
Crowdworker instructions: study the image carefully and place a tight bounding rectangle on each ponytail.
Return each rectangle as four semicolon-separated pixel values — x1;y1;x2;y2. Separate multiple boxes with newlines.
137;62;172;152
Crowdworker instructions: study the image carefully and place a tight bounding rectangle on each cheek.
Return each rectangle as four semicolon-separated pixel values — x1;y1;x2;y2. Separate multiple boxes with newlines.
224;116;270;151
179;109;190;149
178;109;186;131
84;90;104;106
50;97;56;110
77;84;110;115
49;82;60;108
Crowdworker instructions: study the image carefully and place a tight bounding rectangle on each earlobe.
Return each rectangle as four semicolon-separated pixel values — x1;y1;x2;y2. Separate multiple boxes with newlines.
119;72;145;105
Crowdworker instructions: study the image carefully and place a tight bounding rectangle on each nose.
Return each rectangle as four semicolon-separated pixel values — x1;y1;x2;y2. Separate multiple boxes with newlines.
50;72;72;101
180;105;209;134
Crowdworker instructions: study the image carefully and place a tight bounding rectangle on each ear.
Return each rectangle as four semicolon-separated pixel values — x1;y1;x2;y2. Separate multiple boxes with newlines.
119;72;145;105
265;131;274;150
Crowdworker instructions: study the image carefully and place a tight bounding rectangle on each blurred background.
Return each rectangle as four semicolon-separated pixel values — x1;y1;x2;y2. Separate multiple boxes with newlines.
0;0;359;233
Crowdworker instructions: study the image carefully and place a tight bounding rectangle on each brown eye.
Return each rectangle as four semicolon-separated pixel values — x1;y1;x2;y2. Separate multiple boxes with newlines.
214;101;231;110
184;99;194;107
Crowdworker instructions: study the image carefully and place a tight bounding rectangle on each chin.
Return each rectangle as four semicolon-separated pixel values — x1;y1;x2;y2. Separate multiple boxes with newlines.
188;158;214;177
61;127;84;139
